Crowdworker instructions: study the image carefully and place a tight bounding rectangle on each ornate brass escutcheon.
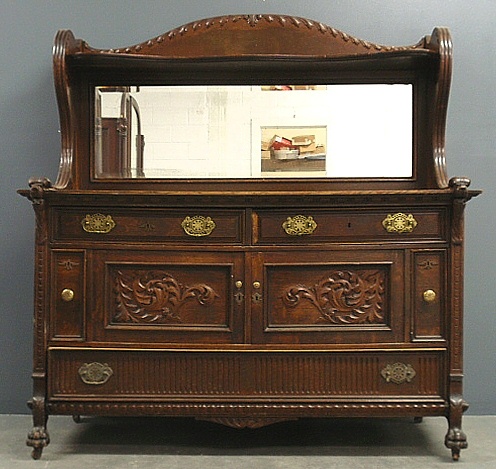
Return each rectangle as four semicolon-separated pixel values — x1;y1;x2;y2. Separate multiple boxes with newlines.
81;213;116;234
381;362;416;384
234;291;245;305
181;216;216;237
382;213;418;233
282;215;317;236
252;292;263;304
78;362;113;385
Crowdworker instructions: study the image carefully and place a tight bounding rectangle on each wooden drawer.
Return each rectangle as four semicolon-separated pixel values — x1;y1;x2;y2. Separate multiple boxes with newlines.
52;208;245;244
252;209;446;244
48;348;445;400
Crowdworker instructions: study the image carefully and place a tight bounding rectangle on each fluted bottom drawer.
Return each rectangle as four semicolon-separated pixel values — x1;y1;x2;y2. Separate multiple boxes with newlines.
48;348;445;400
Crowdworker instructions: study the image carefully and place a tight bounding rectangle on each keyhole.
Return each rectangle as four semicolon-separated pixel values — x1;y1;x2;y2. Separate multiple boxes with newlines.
347;222;352;228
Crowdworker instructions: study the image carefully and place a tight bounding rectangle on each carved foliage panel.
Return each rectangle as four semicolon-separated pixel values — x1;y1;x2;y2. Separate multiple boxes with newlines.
255;250;405;344
87;250;245;342
281;268;386;325
109;264;227;327
267;264;389;327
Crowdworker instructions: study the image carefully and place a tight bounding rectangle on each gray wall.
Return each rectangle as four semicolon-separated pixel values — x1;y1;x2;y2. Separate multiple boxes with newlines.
1;1;494;415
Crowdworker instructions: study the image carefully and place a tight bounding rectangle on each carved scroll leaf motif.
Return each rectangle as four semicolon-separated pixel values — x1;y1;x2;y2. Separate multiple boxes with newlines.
282;270;384;324
114;270;219;324
78;362;113;385
381;363;416;385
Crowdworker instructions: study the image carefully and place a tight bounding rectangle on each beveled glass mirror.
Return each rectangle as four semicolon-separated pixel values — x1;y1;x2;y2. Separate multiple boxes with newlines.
94;84;412;179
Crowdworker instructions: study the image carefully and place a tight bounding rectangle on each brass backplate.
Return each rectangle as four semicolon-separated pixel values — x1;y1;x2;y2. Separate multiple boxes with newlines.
81;213;116;234
382;213;418;233
282;215;317;236
181;216;216;237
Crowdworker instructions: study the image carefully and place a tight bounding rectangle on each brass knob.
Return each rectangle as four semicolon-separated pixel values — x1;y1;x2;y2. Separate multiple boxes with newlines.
61;288;75;302
423;289;436;303
253;281;261;289
235;280;243;289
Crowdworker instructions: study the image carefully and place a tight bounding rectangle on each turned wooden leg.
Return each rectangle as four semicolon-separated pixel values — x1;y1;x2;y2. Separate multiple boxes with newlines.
26;397;50;460
445;396;469;461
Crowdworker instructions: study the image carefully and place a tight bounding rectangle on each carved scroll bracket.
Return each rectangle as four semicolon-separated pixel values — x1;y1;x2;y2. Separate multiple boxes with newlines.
28;177;52;204
449;177;471;199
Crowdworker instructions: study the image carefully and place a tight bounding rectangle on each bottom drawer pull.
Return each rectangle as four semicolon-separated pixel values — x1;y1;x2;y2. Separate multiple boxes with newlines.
381;363;416;385
78;362;113;385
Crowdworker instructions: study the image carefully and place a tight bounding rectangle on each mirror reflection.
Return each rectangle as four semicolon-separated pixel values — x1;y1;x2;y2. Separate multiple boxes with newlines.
94;84;412;179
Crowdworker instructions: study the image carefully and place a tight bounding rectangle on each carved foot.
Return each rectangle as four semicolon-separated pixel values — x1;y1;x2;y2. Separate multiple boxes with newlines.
413;416;423;424
72;414;82;423
445;427;467;461
445;396;469;460
27;426;50;460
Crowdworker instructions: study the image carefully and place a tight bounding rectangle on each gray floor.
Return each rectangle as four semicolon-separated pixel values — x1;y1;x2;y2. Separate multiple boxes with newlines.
1;415;495;468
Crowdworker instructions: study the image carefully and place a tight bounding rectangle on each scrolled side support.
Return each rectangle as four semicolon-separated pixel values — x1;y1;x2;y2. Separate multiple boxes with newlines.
52;29;82;189
426;27;453;188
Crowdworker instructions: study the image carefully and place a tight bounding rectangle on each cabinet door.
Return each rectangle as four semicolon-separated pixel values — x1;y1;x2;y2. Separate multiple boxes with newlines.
251;250;405;344
89;250;245;344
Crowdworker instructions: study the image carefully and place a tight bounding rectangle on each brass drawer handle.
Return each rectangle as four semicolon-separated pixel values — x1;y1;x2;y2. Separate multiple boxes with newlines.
78;362;113;385
282;215;317;236
381;363;416;384
81;213;116;234
382;213;418;233
181;216;216;237
60;288;74;302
